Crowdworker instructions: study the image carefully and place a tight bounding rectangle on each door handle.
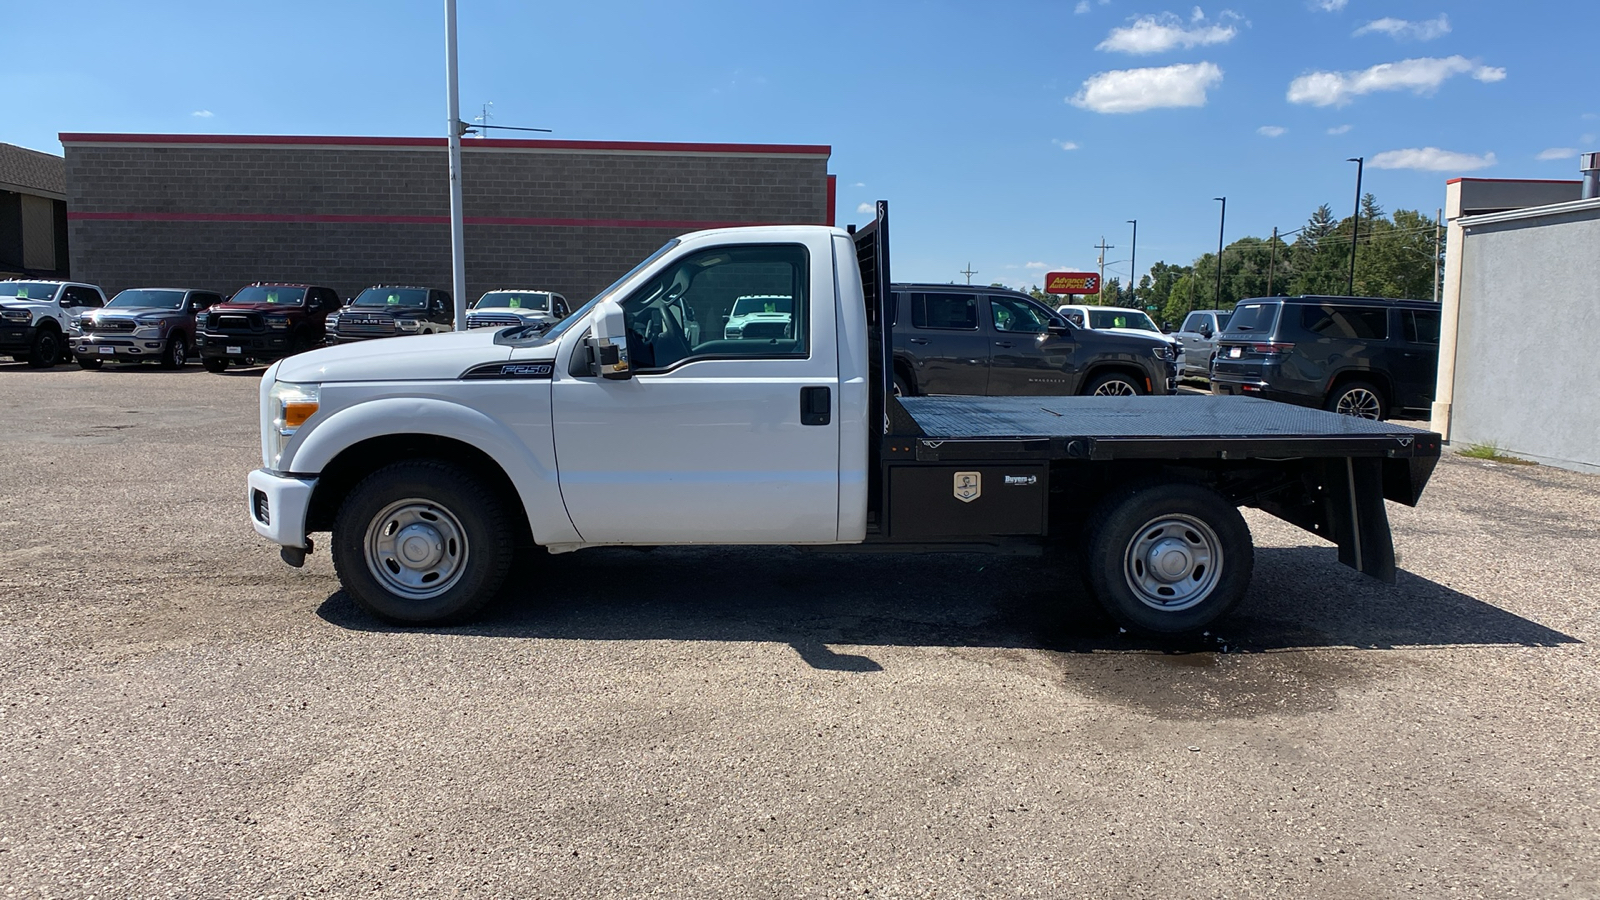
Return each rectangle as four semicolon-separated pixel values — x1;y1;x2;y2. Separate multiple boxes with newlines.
909;338;930;345
994;341;1013;348
800;386;831;426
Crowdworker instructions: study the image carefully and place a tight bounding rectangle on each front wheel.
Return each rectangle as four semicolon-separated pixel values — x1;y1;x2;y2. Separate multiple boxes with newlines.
202;356;228;373
1085;371;1144;397
26;329;61;368
76;356;103;370
1083;482;1253;634
330;460;514;625
160;334;187;369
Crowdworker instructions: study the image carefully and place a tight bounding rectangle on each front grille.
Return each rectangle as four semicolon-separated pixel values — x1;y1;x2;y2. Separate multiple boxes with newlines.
87;317;137;334
338;315;397;335
212;313;263;332
467;313;523;328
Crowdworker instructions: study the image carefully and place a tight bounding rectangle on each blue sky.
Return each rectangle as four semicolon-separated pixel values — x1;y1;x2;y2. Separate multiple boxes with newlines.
4;1;1592;290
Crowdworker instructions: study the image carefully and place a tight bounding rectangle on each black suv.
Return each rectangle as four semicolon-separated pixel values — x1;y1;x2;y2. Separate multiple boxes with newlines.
1209;295;1440;420
325;286;454;344
890;284;1176;397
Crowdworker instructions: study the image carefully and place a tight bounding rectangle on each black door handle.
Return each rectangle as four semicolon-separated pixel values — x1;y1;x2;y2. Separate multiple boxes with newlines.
800;386;831;426
909;338;930;345
994;341;1013;348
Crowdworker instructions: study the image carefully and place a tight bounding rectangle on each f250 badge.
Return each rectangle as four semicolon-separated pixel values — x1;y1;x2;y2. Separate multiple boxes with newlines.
460;361;555;380
954;471;981;503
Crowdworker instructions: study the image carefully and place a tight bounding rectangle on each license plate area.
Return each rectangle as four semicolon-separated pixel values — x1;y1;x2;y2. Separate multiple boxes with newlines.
226;345;242;354
99;346;114;355
1228;346;1242;358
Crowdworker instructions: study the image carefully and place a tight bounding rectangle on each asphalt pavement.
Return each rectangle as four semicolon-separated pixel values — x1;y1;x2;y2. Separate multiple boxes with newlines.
1;361;1596;898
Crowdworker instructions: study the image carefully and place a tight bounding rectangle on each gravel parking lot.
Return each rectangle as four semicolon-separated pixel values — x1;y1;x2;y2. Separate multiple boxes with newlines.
2;361;1596;898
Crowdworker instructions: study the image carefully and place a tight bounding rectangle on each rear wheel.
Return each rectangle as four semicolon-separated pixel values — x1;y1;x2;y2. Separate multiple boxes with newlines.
26;328;61;368
331;460;514;625
892;374;912;397
1085;371;1144;396
1325;380;1386;420
1083;482;1253;634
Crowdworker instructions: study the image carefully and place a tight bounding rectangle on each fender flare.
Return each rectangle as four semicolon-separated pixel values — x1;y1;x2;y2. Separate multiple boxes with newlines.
286;395;581;547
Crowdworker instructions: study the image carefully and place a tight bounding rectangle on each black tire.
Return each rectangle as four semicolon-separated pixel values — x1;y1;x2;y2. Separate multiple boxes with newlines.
1325;380;1387;421
160;334;188;369
26;328;61;368
331;460;515;625
1083;482;1253;634
1084;370;1145;397
76;356;103;370
202;356;228;374
892;373;912;397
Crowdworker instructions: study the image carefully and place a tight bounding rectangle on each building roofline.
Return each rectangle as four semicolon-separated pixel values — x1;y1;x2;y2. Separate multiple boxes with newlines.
1457;195;1600;227
1445;177;1582;186
57;132;832;157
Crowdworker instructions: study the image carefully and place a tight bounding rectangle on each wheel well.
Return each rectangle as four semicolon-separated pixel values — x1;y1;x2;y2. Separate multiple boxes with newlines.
305;434;533;548
1325;370;1391;403
892;356;916;391
36;318;60;332
1080;364;1149;394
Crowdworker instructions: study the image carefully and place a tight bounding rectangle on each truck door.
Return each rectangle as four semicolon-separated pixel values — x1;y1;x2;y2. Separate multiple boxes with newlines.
1393;308;1441;409
550;238;841;544
901;291;989;395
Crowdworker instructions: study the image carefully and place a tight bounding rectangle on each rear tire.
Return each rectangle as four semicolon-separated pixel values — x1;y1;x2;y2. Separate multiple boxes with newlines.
1085;371;1144;396
26;328;61;368
892;373;912;397
76;356;103;370
1325;380;1386;421
202;357;228;374
1083;482;1253;634
331;460;514;625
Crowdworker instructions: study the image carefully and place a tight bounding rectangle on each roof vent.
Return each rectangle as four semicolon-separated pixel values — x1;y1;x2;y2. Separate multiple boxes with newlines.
1582;152;1600;200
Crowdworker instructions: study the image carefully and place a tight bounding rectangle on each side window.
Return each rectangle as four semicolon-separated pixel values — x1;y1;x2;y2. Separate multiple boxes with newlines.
623;243;808;370
1403;310;1440;344
65;287;100;307
909;292;978;330
1299;305;1387;340
191;292;220;311
1181;313;1202;333
990;297;1049;334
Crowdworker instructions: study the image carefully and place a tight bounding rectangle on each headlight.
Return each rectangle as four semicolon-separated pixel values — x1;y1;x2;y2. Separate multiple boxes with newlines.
1152;345;1176;361
267;381;320;470
267;316;291;330
132;320;166;338
395;318;423;332
0;309;30;324
325;314;341;329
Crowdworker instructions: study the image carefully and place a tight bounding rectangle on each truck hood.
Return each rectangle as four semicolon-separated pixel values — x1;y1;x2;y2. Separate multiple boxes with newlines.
335;306;428;319
212;301;302;313
1101;327;1178;345
275;328;520;383
89;306;184;319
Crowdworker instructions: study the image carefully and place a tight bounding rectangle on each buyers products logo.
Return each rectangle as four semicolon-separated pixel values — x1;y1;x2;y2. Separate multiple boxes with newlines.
954;471;981;503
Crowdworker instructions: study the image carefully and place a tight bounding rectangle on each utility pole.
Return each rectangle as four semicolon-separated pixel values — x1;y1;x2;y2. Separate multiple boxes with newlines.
1126;219;1138;306
1346;156;1364;296
1212;197;1226;307
1267;226;1278;297
1093;237;1114;304
444;0;467;331
960;262;977;285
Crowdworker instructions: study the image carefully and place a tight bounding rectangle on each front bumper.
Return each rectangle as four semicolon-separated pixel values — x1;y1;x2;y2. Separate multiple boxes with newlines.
0;324;37;351
74;334;167;360
198;331;294;361
247;468;317;549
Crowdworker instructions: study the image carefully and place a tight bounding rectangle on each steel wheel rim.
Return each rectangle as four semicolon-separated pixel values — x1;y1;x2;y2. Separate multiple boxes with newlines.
363;498;470;600
1094;379;1138;397
1335;388;1380;419
1123;513;1223;612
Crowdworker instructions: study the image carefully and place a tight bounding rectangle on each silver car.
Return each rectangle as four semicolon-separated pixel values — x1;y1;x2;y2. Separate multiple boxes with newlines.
1173;309;1233;379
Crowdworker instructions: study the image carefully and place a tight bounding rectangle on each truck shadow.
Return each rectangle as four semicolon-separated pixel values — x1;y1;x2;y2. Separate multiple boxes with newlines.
315;543;1576;658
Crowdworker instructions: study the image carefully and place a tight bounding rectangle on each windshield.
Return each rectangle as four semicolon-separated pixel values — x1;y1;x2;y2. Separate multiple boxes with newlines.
475;292;551;311
352;288;427;308
230;286;306;306
107;289;186;309
0;282;58;300
731;296;794;316
1088;309;1158;332
1223;302;1278;334
538;239;681;342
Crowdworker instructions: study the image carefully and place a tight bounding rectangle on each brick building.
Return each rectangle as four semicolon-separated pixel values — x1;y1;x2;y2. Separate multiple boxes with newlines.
0;142;70;279
59;133;835;301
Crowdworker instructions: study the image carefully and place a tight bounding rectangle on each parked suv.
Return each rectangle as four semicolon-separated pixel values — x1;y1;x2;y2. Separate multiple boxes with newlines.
465;289;569;330
196;283;340;372
890;284;1176;397
1209;295;1440;420
74;288;224;369
1172;309;1233;379
0;280;107;367
1056;304;1179;353
325;285;453;344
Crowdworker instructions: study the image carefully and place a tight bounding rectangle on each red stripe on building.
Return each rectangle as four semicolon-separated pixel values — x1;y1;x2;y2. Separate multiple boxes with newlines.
57;132;832;156
827;175;837;227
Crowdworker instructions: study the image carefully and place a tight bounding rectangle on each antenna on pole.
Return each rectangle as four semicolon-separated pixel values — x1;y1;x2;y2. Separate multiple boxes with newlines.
960;262;978;285
1093;237;1114;303
471;101;493;138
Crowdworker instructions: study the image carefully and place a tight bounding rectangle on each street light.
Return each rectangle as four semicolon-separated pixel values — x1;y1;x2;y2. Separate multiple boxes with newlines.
1346;156;1364;296
1126;219;1138;306
1213;197;1226;307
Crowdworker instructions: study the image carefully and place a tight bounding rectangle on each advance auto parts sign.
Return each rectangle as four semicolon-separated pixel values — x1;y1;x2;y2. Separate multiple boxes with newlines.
1045;272;1100;295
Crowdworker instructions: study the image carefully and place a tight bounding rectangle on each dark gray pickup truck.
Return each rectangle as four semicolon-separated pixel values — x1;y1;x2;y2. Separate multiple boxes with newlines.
889;283;1176;398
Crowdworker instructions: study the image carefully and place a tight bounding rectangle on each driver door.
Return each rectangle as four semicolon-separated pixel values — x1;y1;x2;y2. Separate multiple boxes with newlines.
550;237;841;544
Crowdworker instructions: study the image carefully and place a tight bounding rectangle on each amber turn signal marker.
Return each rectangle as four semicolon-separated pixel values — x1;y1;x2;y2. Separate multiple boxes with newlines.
283;401;318;429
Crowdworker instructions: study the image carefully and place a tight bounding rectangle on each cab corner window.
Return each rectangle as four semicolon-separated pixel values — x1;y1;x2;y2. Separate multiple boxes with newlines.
622;243;808;370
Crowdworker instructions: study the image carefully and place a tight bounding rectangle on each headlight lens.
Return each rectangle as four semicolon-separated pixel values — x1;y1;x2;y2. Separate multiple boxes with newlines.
0;309;30;324
267;316;291;330
1152;345;1176;361
268;381;320;469
132;320;166;338
325;314;340;329
395;318;423;332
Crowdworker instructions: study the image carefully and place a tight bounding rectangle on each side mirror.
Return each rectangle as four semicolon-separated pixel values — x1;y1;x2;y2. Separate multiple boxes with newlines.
587;298;632;380
1199;326;1213;339
1047;321;1070;335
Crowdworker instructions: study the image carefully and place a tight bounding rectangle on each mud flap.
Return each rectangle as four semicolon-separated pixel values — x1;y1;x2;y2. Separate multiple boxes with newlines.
1323;456;1396;583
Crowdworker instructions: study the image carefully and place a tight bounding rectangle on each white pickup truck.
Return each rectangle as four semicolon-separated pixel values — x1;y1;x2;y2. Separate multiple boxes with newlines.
247;203;1440;634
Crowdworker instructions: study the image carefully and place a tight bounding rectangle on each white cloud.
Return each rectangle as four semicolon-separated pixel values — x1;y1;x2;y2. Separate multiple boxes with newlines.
1369;147;1496;172
1257;125;1286;137
1097;12;1238;54
852;182;865;187
1584;133;1598;145
856;202;874;214
1537;147;1577;161
1313;0;1347;10
1354;15;1450;41
1287;56;1505;107
1024;262;1049;269
191;110;214;118
1075;0;1090;13
1054;139;1081;150
1327;124;1353;135
1070;62;1224;113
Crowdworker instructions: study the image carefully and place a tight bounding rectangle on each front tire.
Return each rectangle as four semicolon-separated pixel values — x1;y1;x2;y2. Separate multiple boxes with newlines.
1083;482;1253;634
331;460;514;625
202;357;228;373
1325;380;1386;420
26;328;61;368
1085;371;1144;397
76;356;103;370
160;334;187;369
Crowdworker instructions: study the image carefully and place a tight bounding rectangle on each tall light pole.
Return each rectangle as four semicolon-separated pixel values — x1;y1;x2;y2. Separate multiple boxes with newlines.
444;0;468;331
1346;156;1364;296
1213;197;1226;307
1126;219;1138;306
